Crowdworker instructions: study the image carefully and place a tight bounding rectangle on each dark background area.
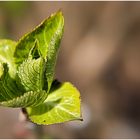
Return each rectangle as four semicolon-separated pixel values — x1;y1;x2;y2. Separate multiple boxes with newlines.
0;1;140;138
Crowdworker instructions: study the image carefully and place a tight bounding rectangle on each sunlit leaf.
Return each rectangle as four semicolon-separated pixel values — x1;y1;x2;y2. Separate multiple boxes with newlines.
17;57;45;91
14;11;64;91
26;82;82;125
0;11;82;125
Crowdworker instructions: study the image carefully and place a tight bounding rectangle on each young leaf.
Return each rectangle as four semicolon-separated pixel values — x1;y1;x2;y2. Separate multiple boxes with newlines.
26;82;82;125
0;90;47;108
0;40;23;102
0;63;24;102
17;57;46;91
14;11;64;91
0;11;82;125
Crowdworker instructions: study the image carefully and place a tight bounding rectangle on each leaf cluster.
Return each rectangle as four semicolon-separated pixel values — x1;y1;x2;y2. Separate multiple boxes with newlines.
0;11;82;125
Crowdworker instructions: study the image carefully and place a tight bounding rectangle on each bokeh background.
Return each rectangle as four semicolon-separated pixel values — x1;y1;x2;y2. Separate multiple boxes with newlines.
0;1;140;138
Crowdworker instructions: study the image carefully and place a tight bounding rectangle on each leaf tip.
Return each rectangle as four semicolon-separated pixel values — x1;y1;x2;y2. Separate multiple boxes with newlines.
51;10;64;22
56;9;63;15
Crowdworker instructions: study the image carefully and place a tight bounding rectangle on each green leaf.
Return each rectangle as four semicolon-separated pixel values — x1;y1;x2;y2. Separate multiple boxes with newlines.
0;90;48;108
26;82;82;125
0;64;22;102
0;40;22;102
0;11;82;125
0;39;17;78
0;62;48;108
17;57;46;91
14;11;64;91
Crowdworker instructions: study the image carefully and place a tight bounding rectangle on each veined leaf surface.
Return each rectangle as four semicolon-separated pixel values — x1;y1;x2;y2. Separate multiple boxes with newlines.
0;90;47;108
14;11;64;91
17;57;46;91
0;40;22;102
26;82;82;125
0;11;82;125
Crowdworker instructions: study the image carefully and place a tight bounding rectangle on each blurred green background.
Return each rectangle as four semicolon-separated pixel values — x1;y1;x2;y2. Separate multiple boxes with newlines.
0;1;140;138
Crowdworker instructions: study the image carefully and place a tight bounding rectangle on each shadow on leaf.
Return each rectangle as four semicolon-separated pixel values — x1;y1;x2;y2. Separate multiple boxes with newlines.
28;98;62;116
